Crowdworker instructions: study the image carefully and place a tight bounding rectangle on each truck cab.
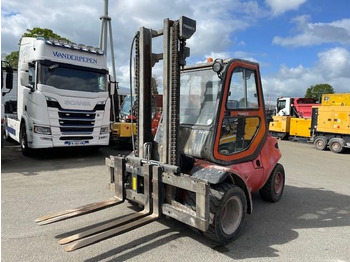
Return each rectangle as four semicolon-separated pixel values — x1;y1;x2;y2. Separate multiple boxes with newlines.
6;37;113;154
276;97;291;116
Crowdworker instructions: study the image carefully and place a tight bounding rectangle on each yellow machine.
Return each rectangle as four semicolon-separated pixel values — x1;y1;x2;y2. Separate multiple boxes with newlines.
110;122;137;143
269;115;313;139
314;106;350;135
289;118;312;138
268;97;318;139
269;94;350;148
268;116;291;139
321;93;350;106
312;93;350;153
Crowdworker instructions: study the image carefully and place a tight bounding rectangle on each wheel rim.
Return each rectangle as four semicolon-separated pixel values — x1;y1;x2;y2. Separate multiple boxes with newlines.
316;139;325;149
331;142;340;151
221;196;243;235
274;172;284;194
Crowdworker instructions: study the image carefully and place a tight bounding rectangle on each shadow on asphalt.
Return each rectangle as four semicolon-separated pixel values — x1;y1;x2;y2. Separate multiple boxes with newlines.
47;185;350;261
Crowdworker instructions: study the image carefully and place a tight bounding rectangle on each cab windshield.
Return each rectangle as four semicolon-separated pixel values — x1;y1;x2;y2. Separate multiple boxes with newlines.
120;95;135;118
38;62;108;92
180;68;220;126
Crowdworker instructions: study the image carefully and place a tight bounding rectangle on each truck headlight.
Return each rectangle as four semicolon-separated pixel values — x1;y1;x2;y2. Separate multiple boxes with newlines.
95;100;106;111
34;125;52;135
46;96;60;108
100;126;109;134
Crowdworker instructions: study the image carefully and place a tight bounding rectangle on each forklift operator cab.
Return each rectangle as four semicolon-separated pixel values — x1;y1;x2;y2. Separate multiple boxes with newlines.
180;59;267;166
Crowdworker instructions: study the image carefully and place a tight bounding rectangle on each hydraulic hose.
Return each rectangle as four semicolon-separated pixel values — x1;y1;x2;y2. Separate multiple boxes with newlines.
129;32;139;153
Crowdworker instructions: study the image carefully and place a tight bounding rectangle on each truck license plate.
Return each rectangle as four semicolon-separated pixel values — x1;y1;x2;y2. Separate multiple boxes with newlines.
64;141;89;146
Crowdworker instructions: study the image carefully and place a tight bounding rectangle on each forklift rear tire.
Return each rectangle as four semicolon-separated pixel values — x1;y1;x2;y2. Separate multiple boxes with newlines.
329;138;345;153
314;136;328;151
204;183;247;244
259;163;285;202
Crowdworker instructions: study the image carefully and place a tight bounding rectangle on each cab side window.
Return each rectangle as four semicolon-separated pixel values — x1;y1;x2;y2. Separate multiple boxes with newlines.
227;68;259;109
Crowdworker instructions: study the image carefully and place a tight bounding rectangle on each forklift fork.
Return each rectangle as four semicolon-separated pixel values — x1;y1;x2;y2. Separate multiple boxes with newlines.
35;156;161;252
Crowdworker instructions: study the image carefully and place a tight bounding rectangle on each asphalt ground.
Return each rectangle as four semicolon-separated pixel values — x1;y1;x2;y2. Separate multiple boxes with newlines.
1;139;350;262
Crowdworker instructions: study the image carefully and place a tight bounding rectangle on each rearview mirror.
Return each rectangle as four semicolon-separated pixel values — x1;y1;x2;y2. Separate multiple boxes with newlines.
20;71;29;87
20;71;34;92
109;75;117;95
5;66;13;90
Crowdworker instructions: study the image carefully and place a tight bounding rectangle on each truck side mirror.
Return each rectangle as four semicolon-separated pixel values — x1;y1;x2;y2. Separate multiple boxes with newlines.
20;71;34;92
5;66;13;90
109;75;117;95
20;71;29;87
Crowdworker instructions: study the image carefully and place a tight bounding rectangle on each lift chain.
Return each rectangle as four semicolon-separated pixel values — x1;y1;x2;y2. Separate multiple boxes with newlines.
134;33;140;157
170;20;180;166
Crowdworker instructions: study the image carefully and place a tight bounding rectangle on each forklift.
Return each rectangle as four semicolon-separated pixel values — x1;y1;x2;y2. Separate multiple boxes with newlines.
36;16;285;252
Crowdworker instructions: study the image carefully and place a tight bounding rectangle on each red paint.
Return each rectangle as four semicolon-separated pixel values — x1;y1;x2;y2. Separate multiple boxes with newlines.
194;135;281;193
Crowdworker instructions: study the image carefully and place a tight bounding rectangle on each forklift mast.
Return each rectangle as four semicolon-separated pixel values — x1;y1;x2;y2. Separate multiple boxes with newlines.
134;17;196;164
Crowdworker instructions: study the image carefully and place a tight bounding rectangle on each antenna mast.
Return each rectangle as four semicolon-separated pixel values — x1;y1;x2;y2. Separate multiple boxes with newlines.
100;0;117;121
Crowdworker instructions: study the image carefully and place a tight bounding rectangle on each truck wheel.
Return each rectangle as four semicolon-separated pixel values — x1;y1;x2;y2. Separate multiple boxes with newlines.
259;163;285;202
20;124;32;156
314;136;327;151
204;183;247;244
329;138;345;153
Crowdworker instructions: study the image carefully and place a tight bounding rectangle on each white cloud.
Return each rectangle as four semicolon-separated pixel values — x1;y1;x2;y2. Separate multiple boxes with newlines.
262;47;350;101
265;0;306;16
273;16;350;47
1;0;267;88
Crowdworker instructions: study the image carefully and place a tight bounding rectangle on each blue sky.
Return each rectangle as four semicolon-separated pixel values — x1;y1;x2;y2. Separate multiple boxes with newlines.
1;0;349;103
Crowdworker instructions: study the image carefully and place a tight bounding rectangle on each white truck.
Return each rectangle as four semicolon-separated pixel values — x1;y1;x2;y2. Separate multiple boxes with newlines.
4;37;113;155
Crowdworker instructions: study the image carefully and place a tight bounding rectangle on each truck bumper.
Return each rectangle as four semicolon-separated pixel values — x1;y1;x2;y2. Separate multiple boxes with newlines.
30;133;110;149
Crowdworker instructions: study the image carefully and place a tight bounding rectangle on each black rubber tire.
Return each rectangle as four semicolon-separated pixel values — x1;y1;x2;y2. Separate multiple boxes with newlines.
184;183;247;244
329;138;345;153
259;163;285;202
20;123;32;156
314;136;327;151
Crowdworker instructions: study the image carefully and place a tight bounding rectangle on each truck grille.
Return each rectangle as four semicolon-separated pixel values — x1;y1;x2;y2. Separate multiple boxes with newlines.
58;109;96;135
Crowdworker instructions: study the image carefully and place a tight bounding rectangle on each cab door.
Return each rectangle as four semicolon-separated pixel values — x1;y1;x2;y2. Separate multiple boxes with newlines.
213;59;267;164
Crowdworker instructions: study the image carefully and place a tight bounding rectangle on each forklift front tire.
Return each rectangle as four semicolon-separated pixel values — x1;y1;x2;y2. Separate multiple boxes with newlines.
204;183;247;244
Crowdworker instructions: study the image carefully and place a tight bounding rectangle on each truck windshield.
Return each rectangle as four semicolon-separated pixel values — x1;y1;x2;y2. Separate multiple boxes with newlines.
180;68;220;126
39;63;107;92
277;100;286;112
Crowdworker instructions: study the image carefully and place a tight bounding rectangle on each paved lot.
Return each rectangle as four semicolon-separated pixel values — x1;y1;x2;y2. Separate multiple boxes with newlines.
1;139;350;262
